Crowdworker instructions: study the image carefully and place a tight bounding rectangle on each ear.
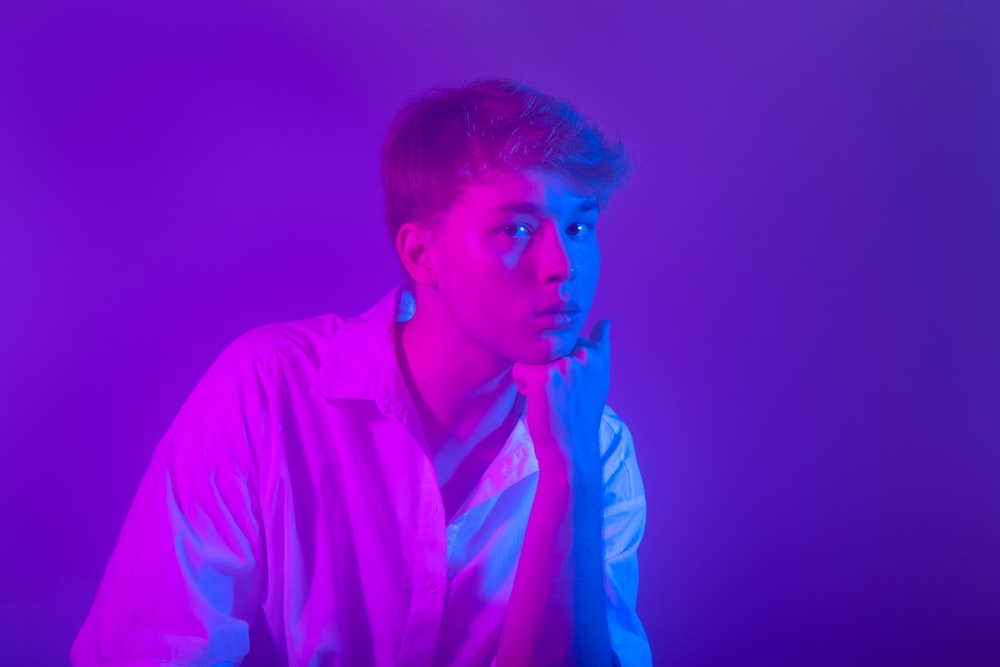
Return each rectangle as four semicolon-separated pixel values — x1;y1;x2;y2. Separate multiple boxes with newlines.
395;221;439;288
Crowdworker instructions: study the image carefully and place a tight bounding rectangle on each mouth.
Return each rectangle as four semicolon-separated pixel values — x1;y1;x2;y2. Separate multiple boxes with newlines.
534;310;581;330
536;301;582;316
534;298;583;330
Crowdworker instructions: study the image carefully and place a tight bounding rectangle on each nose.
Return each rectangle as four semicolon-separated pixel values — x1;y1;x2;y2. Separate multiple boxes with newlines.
538;222;574;284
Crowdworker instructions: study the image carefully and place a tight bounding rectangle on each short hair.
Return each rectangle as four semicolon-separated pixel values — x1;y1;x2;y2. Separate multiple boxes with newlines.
381;77;632;245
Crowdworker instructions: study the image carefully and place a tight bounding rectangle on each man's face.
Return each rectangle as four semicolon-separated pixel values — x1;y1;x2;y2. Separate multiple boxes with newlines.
430;167;601;365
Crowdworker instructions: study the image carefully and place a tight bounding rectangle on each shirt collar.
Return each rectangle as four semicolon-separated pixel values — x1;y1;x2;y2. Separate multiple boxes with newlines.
310;282;538;495
310;283;418;425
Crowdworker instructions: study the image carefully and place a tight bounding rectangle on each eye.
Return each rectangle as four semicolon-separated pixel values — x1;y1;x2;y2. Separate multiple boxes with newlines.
566;222;595;239
501;222;533;238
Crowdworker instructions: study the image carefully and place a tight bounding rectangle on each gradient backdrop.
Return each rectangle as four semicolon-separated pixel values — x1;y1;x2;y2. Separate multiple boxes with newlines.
2;1;998;665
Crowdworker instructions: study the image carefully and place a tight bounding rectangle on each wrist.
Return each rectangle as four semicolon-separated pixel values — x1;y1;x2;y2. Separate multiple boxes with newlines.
534;435;602;499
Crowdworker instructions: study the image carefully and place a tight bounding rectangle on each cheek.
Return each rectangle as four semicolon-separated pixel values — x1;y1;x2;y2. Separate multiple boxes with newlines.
444;232;516;278
497;243;531;272
574;246;601;289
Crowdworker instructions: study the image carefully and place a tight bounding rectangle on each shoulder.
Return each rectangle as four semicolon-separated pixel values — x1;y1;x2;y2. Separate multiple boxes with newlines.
182;313;347;411
168;314;345;448
599;404;633;460
215;313;345;374
598;404;645;498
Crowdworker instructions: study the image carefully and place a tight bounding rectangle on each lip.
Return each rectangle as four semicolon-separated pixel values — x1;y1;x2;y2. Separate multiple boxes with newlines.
537;301;581;316
536;312;579;329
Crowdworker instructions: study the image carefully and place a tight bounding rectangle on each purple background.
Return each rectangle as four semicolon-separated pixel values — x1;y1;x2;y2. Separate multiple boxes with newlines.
2;2;998;665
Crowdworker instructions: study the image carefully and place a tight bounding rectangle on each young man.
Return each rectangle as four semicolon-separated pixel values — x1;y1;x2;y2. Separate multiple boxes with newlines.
72;78;651;666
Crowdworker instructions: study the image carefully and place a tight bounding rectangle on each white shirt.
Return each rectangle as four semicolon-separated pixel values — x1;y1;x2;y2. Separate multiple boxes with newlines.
71;284;652;666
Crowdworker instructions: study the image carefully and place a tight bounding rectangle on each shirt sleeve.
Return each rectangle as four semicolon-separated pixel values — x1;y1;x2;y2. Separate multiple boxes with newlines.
71;338;267;667
600;412;653;667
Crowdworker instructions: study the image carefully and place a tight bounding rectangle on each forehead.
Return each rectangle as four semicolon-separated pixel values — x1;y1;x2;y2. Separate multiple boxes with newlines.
451;168;599;219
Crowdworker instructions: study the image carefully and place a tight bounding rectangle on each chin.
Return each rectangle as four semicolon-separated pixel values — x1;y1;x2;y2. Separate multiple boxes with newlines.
515;333;575;365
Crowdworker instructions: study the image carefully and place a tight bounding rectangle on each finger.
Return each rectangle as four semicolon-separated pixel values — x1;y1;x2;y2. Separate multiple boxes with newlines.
511;362;549;396
511;363;528;395
590;319;611;352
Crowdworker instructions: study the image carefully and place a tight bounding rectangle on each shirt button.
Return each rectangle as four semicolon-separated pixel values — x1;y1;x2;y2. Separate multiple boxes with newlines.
426;580;439;593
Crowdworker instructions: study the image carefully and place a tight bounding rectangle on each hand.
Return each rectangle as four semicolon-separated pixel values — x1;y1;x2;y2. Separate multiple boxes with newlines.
512;320;612;473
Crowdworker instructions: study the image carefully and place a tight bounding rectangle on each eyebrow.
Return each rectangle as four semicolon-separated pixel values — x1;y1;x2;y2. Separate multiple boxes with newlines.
492;199;600;215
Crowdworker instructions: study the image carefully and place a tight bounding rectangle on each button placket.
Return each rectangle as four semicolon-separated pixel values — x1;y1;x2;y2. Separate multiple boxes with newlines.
396;455;449;667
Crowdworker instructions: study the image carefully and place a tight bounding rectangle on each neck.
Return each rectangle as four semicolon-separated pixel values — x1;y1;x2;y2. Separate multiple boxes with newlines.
396;290;519;454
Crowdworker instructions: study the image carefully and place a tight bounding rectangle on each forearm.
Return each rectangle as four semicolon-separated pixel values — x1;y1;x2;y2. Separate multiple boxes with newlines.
497;437;612;667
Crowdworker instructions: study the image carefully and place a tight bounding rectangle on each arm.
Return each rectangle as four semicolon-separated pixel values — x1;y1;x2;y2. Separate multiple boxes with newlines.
498;416;652;667
71;339;266;666
500;321;651;666
599;418;652;667
497;430;612;666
